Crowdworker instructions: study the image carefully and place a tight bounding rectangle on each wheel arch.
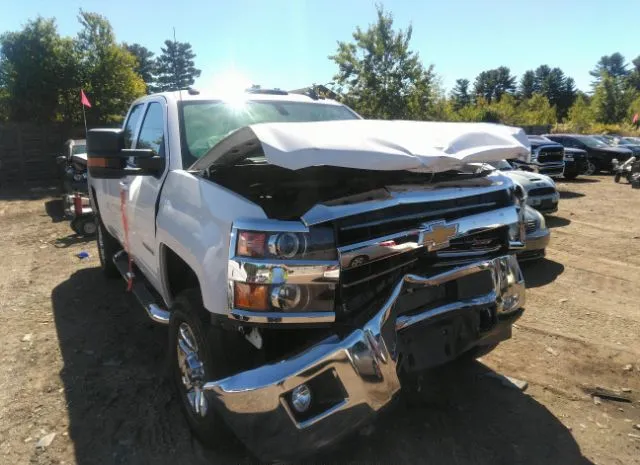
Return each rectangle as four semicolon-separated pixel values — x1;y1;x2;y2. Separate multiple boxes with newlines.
159;243;204;308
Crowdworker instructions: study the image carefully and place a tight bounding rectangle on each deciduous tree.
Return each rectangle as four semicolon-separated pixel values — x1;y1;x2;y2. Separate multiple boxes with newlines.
329;5;435;119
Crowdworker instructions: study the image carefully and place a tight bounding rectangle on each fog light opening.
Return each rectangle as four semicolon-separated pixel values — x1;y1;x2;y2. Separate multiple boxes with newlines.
291;384;312;413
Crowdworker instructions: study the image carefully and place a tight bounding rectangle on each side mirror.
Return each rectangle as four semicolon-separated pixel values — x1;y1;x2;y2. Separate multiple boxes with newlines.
87;128;164;179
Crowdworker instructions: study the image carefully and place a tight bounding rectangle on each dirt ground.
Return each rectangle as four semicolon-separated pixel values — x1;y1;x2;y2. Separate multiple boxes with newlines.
1;176;639;465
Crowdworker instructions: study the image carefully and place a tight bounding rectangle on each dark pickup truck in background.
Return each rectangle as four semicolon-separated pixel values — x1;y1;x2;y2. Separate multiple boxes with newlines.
525;135;565;178
544;134;632;174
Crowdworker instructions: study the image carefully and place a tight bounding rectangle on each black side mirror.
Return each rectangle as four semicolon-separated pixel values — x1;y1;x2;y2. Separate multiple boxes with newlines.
87;128;163;179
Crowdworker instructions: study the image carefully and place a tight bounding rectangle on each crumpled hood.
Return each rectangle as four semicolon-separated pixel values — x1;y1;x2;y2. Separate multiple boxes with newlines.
192;120;530;173
502;170;555;189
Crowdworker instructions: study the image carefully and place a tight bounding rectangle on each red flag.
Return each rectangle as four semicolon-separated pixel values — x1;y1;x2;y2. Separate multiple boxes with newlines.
81;89;91;108
633;113;638;125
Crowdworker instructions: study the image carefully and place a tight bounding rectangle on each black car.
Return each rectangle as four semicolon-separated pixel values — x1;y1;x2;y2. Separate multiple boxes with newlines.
544;134;633;174
528;135;587;180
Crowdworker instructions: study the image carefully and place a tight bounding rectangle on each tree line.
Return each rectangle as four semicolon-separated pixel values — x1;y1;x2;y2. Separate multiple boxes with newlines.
0;11;200;125
2;5;640;135
331;6;640;134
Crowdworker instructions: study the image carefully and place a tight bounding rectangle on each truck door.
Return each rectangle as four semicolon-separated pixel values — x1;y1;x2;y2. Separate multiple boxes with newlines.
98;103;145;242
121;98;169;291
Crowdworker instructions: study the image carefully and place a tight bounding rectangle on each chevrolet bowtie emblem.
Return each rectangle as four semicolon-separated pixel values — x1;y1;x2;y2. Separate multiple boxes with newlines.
419;221;459;251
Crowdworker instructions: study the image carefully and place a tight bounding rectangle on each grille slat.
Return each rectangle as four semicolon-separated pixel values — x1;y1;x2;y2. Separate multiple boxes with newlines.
528;187;556;196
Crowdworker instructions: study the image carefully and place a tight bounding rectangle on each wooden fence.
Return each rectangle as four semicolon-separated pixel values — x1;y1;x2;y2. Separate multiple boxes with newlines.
0;123;85;187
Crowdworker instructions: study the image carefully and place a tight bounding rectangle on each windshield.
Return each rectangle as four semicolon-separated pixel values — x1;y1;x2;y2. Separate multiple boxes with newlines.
575;135;609;149
488;159;513;171
71;144;86;155
180;100;359;164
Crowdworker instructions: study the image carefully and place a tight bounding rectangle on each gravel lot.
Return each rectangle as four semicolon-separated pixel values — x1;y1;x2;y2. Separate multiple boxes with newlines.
1;176;639;465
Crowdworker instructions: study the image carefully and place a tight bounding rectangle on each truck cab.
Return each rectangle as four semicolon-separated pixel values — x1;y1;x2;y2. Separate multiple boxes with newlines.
87;89;529;462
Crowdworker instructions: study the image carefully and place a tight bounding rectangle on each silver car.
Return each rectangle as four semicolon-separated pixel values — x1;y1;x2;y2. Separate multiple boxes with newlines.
518;205;550;261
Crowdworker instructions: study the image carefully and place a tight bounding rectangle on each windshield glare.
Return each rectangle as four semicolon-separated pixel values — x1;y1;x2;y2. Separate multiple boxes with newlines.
489;160;513;170
181;100;359;162
576;136;608;148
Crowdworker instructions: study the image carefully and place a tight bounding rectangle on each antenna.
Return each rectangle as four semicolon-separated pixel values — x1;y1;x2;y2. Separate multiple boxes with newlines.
173;26;183;104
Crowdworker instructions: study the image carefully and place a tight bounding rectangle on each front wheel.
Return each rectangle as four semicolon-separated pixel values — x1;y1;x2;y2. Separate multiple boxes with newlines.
169;289;234;449
614;173;622;183
563;171;578;180
585;160;599;175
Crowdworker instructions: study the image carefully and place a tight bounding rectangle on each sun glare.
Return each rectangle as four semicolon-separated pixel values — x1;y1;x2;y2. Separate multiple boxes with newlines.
209;70;252;108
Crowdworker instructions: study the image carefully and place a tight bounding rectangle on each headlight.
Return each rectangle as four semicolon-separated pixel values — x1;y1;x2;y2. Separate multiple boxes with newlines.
538;213;546;229
236;227;336;260
231;226;338;316
530;149;538;161
508;183;526;248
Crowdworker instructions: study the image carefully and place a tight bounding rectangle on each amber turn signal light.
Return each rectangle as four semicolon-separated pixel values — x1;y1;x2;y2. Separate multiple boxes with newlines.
234;282;269;310
237;231;266;257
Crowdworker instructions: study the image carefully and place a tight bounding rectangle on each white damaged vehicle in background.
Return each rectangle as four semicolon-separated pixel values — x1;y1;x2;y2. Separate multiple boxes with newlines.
87;89;530;462
488;159;560;214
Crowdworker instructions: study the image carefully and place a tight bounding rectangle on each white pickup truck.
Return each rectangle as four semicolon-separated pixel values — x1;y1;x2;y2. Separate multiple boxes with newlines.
87;88;530;462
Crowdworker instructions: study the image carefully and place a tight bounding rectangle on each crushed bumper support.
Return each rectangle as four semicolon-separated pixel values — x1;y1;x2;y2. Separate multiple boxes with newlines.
204;254;525;462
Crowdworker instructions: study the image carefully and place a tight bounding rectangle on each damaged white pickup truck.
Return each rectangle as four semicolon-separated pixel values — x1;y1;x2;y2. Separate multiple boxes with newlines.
87;89;530;462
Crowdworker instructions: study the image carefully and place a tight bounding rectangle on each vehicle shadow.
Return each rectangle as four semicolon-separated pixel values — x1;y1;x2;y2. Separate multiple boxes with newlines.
559;190;586;199
52;268;589;465
52;234;95;248
559;177;599;184
545;215;571;228
317;362;593;465
521;258;565;288
44;198;66;223
51;267;249;465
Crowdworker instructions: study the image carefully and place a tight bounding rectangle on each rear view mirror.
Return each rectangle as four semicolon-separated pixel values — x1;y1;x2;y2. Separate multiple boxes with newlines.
87;128;163;179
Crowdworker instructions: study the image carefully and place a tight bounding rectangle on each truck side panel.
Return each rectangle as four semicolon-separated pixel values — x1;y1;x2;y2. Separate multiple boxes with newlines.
155;170;268;314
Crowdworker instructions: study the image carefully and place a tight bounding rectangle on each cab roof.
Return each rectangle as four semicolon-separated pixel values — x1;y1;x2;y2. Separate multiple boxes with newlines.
133;89;346;107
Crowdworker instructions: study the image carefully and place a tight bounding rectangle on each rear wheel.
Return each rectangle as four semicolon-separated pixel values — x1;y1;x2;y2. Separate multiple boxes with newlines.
169;289;234;449
96;218;120;278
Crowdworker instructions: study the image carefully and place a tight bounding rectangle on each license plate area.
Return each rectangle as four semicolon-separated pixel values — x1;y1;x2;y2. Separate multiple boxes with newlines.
397;306;495;373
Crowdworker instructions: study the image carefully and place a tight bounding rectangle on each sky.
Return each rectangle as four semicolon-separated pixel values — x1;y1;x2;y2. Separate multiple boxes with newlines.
1;0;639;94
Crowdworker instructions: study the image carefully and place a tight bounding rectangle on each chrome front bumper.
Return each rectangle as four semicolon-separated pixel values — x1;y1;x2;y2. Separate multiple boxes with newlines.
518;228;550;261
204;254;525;462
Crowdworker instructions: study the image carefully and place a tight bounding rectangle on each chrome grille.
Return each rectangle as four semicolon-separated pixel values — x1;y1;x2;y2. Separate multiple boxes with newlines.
525;219;537;234
335;189;512;247
336;204;519;318
537;147;564;163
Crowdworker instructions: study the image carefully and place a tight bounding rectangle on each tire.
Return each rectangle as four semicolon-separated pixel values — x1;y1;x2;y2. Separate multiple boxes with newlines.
614;173;622;183
349;255;369;268
563;171;578;180
96;218;120;278
71;215;97;236
585;160;599;175
169;289;235;449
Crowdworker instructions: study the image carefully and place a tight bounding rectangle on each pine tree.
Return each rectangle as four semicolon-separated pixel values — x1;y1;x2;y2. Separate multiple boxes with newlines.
591;74;621;124
124;43;156;92
450;78;471;110
154;39;201;92
519;71;536;99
